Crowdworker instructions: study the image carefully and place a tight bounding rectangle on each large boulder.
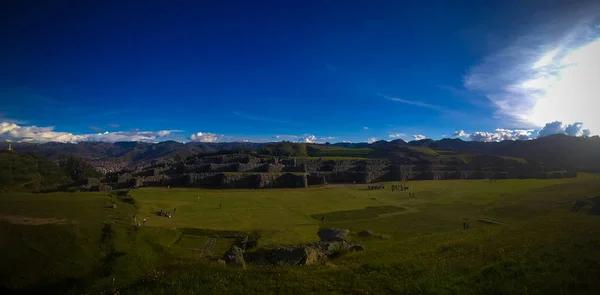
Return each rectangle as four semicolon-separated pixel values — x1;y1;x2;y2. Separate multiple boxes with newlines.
267;247;326;266
222;246;246;268
312;241;349;256
247;247;326;266
318;228;349;242
245;248;269;265
349;244;365;252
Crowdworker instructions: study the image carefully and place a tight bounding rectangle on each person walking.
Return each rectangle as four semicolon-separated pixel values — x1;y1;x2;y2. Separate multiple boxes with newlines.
143;218;147;227
173;208;176;216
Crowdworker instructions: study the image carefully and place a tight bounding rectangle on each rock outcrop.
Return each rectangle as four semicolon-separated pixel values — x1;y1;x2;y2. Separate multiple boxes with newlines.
317;228;349;242
221;246;246;269
222;228;363;268
247;246;326;266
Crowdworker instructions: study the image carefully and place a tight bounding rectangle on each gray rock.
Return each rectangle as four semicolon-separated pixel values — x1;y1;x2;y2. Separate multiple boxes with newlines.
247;247;326;266
349;244;365;252
318;228;349;242
358;230;374;237
217;259;226;266
222;246;246;268
379;234;392;240
267;247;325;266
312;241;350;256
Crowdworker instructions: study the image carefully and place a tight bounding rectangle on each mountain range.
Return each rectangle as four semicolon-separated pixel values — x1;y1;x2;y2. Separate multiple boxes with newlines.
2;134;599;173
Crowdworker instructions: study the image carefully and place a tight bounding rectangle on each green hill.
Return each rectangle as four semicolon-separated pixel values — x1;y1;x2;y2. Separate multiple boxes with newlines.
0;151;68;192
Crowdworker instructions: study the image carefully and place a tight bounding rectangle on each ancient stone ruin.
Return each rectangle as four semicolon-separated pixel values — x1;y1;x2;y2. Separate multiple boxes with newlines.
220;228;365;268
84;154;564;190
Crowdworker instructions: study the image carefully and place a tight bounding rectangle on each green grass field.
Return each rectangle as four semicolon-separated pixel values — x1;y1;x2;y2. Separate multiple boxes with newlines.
1;174;600;294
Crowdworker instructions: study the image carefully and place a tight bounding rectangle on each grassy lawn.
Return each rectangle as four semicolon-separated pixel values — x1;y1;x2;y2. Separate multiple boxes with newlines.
1;174;599;294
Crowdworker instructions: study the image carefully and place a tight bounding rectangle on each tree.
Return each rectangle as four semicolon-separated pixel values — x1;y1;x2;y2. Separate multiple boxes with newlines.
173;154;183;162
294;143;308;157
59;155;101;184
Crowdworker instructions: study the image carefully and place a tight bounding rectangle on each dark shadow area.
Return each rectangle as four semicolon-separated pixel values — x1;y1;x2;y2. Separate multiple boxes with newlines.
311;206;406;222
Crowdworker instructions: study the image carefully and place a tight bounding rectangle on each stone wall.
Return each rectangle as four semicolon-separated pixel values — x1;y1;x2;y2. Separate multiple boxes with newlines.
103;155;556;189
307;174;326;185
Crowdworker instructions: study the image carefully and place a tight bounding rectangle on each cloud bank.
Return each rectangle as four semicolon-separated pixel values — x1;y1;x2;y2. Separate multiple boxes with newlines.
468;129;534;142
412;135;427;141
538;121;591;138
388;133;406;139
189;132;222;143
454;121;592;142
452;130;468;138
0;122;181;143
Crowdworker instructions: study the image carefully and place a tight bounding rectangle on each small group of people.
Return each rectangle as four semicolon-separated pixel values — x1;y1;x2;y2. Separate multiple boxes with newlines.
132;214;147;227
156;208;176;218
391;184;409;192
368;184;385;190
462;221;470;229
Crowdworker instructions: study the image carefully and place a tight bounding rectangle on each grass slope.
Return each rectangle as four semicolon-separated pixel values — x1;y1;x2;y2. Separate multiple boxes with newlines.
0;174;599;294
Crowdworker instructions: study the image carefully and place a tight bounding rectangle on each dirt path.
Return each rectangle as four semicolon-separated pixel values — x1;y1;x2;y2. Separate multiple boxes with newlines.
0;214;73;225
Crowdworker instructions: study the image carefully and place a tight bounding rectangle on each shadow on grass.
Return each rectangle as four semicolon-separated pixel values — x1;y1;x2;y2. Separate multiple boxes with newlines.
311;206;406;222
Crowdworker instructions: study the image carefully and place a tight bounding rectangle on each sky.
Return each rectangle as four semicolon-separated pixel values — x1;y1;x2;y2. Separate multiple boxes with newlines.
0;0;598;144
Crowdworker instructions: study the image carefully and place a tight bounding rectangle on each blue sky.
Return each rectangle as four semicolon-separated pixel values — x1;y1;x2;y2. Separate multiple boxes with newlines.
1;0;598;143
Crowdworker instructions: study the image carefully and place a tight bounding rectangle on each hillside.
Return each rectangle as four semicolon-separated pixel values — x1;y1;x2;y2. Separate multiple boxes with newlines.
1;135;599;173
0;151;68;192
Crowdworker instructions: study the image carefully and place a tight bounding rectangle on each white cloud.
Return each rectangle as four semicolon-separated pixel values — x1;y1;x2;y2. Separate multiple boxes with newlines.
412;135;427;141
454;121;591;142
302;135;317;143
388;133;406;138
384;96;441;110
469;129;534;142
0;122;180;143
452;130;468;138
464;5;600;132
86;130;181;142
0;122;85;142
367;137;378;143
538;121;591;138
341;140;352;143
272;134;335;143
363;127;369;130
189;132;221;143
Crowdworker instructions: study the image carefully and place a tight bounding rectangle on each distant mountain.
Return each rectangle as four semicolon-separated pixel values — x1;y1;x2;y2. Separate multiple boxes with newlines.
370;135;600;172
1;135;599;172
0;141;265;161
